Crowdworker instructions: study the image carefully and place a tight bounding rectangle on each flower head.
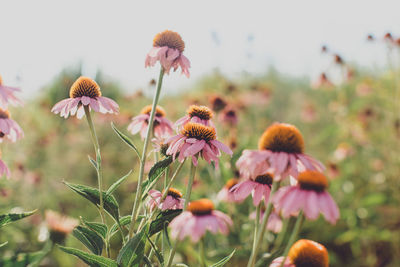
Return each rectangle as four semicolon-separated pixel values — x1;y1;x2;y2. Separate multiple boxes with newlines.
230;173;273;206
0;74;22;108
45;210;79;243
147;188;184;211
145;30;190;77
169;199;232;242
51;76;119;119
273;170;339;224
175;105;214;129
270;239;328;267
219;106;238;126
0;108;24;143
166;122;232;166
209;95;227;112
217;178;240;203
128;105;173;140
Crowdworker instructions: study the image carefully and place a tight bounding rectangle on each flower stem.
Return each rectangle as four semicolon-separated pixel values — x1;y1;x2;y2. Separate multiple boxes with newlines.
129;68;165;239
252;204;261;253
84;106;106;224
279;211;304;267
183;162;196;210
200;238;207;267
247;180;279;267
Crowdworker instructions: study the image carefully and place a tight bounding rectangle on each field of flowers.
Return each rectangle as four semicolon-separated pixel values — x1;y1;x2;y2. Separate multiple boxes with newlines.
1;31;399;267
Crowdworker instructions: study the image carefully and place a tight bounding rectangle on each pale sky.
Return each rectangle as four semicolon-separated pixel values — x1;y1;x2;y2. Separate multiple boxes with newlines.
0;0;399;98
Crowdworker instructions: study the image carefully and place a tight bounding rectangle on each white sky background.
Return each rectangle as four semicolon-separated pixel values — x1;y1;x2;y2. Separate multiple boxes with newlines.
0;0;399;98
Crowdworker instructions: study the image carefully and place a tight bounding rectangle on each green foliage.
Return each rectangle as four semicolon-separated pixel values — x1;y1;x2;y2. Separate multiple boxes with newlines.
58;246;118;267
117;225;148;267
149;209;182;236
72;225;104;255
0;210;36;228
210;250;236;267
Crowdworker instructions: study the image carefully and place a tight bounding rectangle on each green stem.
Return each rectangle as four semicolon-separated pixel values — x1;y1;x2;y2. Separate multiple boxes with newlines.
200;238;207;267
252;204;261;252
280;212;304;267
184;162;196;210
274;218;289;250
129;68;165;239
166;237;179;267
247;180;279;267
84;106;106;224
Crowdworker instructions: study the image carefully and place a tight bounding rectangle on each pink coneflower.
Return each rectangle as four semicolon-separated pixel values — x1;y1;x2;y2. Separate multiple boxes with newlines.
270;239;329;267
45;210;79;243
169;199;232;242
147;188;184;211
273;170;339;224
0;108;24;143
175;105;214;129
219;106;238;126
217;178;240;203
236;123;324;180
0;156;11;179
145;30;190;77
167;122;232;166
230;173;273;206
209;95;227;112
127;105;173;140
250;208;282;234
0;74;22;108
51;76;119;119
312;73;334;89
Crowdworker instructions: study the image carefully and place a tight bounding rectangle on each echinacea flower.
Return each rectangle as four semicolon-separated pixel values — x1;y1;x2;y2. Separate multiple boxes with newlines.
270;239;329;267
219;106;238;126
236;123;324;180
217;178;240;203
0;74;22;108
312;73;334;89
166;122;232;166
51;76;119;119
45;210;79;243
145;30;190;77
249;208;282;233
175;105;214;129
169;199;232;242
230;173;273;206
128;105;173;140
273;170;339;224
209;95;227;112
0;155;11;179
147;188;184;211
0;108;24;143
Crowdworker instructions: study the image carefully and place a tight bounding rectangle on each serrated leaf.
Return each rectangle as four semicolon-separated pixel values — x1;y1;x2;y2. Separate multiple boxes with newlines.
106;170;133;196
82;219;108;240
210;249;236;267
88;155;98;170
149;209;182;236
111;122;141;159
73;226;104;255
59;246;118;267
0;210;37;228
117;225;148;267
141;156;173;198
64;182;120;222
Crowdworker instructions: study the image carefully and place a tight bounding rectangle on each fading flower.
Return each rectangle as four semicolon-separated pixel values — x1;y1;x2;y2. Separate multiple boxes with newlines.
175;105;214;130
128;105;173;140
273;170;339;224
51;76;119;119
145;30;190;77
169;199;232;242
0;108;24;142
230;173;273;206
0;74;22;108
147;188;184;211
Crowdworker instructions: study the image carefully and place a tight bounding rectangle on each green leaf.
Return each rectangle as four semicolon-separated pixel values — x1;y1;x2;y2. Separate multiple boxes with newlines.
0;242;51;267
210;250;236;267
145;233;164;264
111;122;141;159
141;156;173;198
72;226;104;255
0;210;37;228
106;170;133;196
59;246;118;267
109;215;131;238
0;241;8;248
117;225;148;267
82;219;108;240
149;209;182;236
142;256;153;267
88;155;98;170
64;182;120;222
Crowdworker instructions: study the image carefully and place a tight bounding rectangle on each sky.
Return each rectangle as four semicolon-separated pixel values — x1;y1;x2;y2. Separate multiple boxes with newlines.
0;0;399;98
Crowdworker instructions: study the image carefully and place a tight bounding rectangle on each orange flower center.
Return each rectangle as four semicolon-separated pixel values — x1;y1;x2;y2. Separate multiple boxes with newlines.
187;105;213;120
288;239;329;267
225;178;239;189
69;76;102;98
188;199;214;215
153;30;185;53
140;105;166;117
164;187;183;199
254;173;273;185
181;122;216;142
297;171;328;192
258;123;304;154
0;108;10;119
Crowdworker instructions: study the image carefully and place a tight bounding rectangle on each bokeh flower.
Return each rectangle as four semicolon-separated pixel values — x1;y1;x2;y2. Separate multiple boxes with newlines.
0;108;24;143
219;106;238;126
0;155;11;179
147;188;184;211
217;178;240;202
128;105;173;140
230;173;273;206
209;95;227;112
169;199;232;242
249;208;282;233
145;30;190;77
51;76;119;119
270;239;329;267
0;74;22;108
273;170;339;224
175;105;214;129
166;122;232;166
45;210;79;243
